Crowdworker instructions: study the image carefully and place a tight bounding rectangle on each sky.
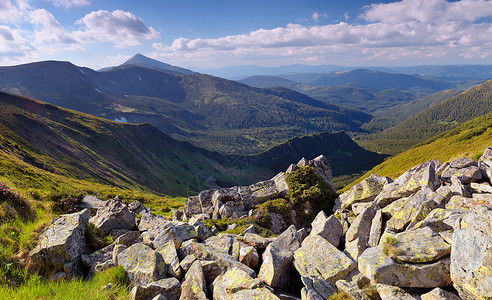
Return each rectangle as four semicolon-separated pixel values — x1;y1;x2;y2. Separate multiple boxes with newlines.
1;0;492;70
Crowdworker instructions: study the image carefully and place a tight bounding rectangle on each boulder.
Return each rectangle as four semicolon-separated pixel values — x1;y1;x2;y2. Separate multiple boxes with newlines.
128;200;149;215
375;284;419;300
131;278;181;300
301;276;336;299
115;231;141;247
258;244;293;289
171;209;185;221
204;234;236;255
241;233;272;249
270;212;289;234
358;246;452;288
384;227;451;263
441;158;482;184
195;224;213;242
179;260;207;300
300;287;324;300
231;288;280;300
156;240;182;280
272;225;302;253
375;160;440;208
138;213;172;234
303;155;336;192
89;198;135;234
421;288;461;300
272;172;289;197
335;280;370;300
470;182;492;194
79;195;106;215
338;174;391;209
450;205;492;300
345;205;378;260
181;241;256;278
27;209;90;279
153;224;198;248
294;235;357;284
249;180;280;204
212;267;264;300
117;243;166;287
368;209;383;247
446;194;492;210
179;255;197;273
239;246;259;269
308;211;343;247
81;244;115;277
479;147;492;180
113;244;127;265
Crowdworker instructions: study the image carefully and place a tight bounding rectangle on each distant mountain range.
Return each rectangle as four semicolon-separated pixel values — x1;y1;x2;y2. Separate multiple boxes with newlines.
198;63;492;81
100;54;195;75
0;60;370;154
0;92;385;195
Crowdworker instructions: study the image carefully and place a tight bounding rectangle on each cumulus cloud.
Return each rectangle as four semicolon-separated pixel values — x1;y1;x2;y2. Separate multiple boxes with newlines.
45;0;91;8
153;0;492;65
74;10;160;47
312;11;328;22
0;1;160;64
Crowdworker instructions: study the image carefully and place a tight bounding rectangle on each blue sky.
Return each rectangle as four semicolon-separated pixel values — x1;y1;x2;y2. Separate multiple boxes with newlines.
1;0;492;69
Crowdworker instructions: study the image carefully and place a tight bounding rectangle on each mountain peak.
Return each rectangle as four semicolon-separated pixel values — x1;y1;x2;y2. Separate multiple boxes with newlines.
122;54;195;75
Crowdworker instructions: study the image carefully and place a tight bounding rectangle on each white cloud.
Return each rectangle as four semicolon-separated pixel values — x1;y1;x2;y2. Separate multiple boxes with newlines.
312;11;328;22
0;0;28;23
74;10;160;48
45;0;91;8
153;0;492;66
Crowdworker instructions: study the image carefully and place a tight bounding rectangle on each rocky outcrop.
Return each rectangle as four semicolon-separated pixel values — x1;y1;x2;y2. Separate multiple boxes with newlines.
89;197;136;234
451;205;492;299
27;209;90;279
26;150;492;300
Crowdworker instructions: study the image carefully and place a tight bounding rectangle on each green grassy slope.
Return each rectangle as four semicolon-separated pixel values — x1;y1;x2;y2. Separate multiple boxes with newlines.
0;92;384;196
344;112;492;191
358;80;492;154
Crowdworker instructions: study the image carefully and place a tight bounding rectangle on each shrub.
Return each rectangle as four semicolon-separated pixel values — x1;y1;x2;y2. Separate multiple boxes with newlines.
85;222;109;252
285;166;337;213
0;182;33;220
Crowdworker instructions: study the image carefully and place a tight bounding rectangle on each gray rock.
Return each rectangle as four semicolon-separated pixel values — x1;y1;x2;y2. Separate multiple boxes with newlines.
117;243;166;287
479;147;492;180
204;234;236;255
470;182;492;194
368;209;383;247
387;227;451;263
112;244;127;265
294;235;357;284
138;213;172;234
179;255;196;273
239;246;259;269
300;287;324;300
181;241;256;278
272;225;302;253
212;267;264;300
309;211;343;247
376;284;420;300
156;240;182;280
301;276;337;299
131;278;181;300
128;200;148;215
80;195;106;215
345;205;378;260
421;287;461;300
249;180;280;204
219;202;247;219
272;172;289;197
183;196;202;218
375;160;440;208
195;224;213;242
241;224;257;235
212;186;240;204
115;231;141;247
179;260;207;300
358;246;451;288
335;280;370;300
441;158;481;184
270;212;288;234
231;288;280;300
241;233;272;249
338;174;391;209
304;155;336;192
171;209;185;221
451;205;492;300
89;198;135;234
258;244;293;289
81;243;115;277
450;175;471;197
153;224;198;248
28;209;90;279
